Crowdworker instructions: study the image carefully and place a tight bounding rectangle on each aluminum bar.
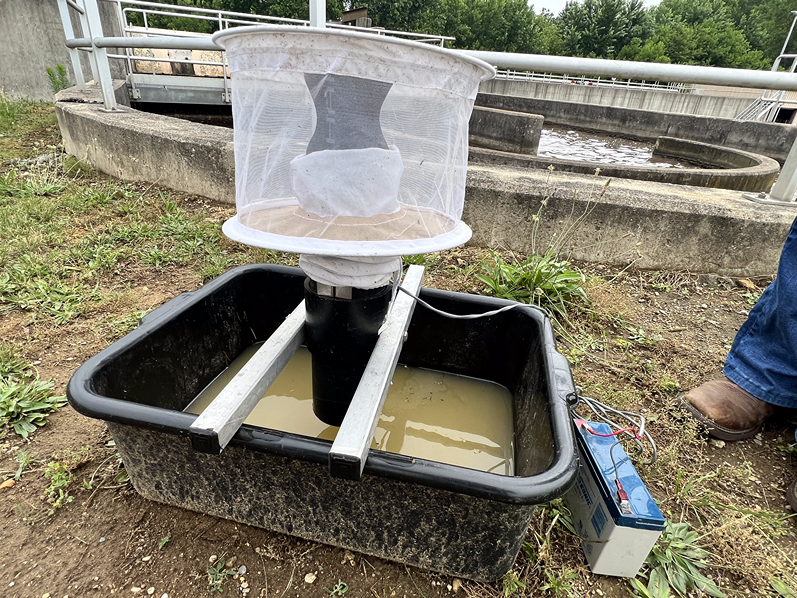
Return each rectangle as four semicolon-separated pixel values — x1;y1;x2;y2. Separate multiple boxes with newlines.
57;0;86;89
457;50;797;91
189;301;306;454
328;265;425;481
83;0;118;110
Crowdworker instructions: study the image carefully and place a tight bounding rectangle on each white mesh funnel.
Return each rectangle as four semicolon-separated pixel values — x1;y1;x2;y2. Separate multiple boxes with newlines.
212;25;495;257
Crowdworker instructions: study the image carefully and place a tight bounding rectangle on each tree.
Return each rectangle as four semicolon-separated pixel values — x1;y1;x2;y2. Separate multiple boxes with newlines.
559;0;651;58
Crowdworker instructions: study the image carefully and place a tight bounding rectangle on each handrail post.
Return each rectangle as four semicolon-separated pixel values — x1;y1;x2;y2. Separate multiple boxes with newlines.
309;0;325;28
743;136;797;205
83;0;118;110
770;138;797;201
56;0;86;90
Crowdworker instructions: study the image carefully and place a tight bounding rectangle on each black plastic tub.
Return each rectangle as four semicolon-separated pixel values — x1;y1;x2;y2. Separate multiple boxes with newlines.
67;264;578;581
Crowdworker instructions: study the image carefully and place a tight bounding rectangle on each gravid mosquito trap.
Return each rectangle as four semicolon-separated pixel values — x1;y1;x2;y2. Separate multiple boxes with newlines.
215;25;496;430
68;25;581;581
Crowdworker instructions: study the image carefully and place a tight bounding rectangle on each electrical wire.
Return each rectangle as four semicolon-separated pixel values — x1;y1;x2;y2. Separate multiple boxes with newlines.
571;390;658;466
398;285;528;320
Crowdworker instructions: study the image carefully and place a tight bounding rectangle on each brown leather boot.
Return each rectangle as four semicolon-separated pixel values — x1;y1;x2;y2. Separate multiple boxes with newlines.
682;377;775;441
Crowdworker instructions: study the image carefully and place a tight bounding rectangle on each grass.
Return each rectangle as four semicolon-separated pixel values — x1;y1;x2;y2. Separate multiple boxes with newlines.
0;155;294;333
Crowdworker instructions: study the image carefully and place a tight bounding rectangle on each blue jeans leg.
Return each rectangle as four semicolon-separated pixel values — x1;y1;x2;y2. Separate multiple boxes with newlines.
724;215;797;408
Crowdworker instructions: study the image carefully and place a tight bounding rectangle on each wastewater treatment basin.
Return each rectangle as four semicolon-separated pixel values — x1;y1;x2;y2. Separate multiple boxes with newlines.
66;264;578;581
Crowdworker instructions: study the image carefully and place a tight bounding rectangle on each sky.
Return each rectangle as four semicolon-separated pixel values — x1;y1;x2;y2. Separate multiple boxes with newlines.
531;0;660;18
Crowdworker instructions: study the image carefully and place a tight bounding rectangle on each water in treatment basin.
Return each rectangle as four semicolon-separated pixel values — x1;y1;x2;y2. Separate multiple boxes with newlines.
184;344;515;476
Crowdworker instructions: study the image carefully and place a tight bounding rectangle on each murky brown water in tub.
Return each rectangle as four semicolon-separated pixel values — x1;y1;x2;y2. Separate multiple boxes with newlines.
184;345;515;475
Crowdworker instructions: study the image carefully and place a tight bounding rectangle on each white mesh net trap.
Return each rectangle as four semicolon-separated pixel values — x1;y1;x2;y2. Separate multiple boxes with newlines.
212;26;495;257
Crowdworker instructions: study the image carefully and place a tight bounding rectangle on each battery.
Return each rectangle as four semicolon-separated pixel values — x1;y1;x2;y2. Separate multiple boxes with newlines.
563;420;665;578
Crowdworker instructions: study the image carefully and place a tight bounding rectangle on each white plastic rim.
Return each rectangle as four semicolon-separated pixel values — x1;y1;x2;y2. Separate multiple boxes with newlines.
212;25;496;92
214;25;491;257
222;215;473;257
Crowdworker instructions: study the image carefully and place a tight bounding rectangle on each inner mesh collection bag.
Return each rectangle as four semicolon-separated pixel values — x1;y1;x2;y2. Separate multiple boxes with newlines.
212;26;495;256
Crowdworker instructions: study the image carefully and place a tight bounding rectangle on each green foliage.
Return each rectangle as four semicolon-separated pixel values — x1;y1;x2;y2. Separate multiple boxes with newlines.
501;570;526;596
770;576;797;598
46;65;69;94
476;250;588;327
540;566;578;596
44;460;75;512
0;376;66;439
14;450;40;481
742;290;762;305
629;520;725;598
207;556;237;593
559;0;652;58
0;92;29;135
159;536;171;549
325;580;349;596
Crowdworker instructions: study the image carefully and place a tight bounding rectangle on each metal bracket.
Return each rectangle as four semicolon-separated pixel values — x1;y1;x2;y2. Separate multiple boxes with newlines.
189;301;306;454
328;265;425;481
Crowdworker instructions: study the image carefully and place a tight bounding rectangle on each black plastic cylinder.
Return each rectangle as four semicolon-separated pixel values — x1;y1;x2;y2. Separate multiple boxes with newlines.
304;278;392;426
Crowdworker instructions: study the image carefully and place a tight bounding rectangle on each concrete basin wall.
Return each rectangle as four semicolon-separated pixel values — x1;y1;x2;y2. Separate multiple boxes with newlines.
470;137;779;192
55;85;795;276
476;92;797;163
468;107;543;155
479;78;752;119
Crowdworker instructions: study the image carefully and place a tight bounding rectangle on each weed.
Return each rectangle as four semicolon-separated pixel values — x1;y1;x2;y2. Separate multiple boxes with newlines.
540;566;578;597
658;375;680;393
777;443;797;458
44;460;74;513
325;580;349;596
0;377;66;438
110;309;147;337
46;65;69;93
629;520;724;598
403;254;437;268
41;448;92;516
14;450;40;480
501;570;526;596
159;536;170;550
476;249;588;328
0;92;28;134
742;291;762;305
771;576;797;597
625;325;663;346
0;344;27;380
207;556;236;593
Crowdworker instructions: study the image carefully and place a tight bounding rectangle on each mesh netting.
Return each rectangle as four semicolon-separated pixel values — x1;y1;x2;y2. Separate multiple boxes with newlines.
213;26;494;256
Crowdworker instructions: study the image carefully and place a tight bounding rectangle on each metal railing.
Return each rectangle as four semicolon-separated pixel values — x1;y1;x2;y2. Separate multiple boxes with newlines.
495;69;694;93
56;0;797;204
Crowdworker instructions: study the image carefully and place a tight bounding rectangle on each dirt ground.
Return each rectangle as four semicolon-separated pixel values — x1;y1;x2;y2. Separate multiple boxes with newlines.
1;102;796;598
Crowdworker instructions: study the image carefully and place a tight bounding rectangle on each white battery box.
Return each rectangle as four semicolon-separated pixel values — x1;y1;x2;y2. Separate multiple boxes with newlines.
563;420;665;578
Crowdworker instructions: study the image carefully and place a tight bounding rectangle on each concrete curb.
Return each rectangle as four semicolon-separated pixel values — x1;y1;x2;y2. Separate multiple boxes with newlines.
464;165;795;277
